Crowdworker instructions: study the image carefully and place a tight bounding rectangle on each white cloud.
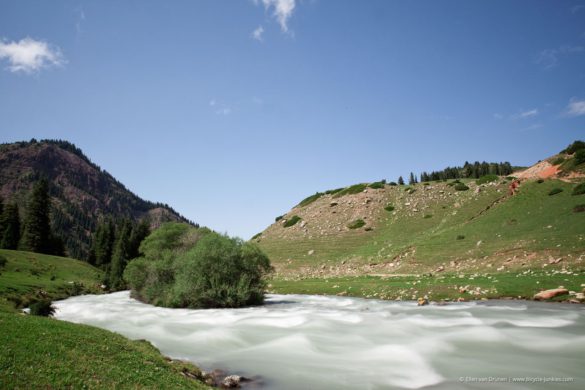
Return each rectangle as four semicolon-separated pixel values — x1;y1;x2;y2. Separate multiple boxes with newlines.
257;0;296;33
209;99;216;106
493;113;503;120
0;37;65;73
566;99;585;117
216;107;231;116
536;45;584;69
511;109;538;120
252;26;265;41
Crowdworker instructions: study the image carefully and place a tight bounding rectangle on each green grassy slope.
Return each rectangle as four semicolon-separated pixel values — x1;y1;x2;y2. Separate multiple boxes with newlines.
258;178;585;276
0;312;208;389
0;249;103;312
0;251;210;389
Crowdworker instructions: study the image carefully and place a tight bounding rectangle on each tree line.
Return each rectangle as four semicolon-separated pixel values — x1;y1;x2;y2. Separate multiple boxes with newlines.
392;161;514;185
88;218;150;290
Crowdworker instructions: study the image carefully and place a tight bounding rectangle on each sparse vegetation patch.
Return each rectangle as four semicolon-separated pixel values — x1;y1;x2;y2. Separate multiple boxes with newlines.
333;184;367;198
347;219;366;229
284;216;302;227
548;188;563;196
572;183;585;196
476;174;498;185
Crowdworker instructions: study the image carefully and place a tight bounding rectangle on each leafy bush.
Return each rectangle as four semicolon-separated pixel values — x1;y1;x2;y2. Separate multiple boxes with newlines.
368;181;386;189
424;214;433;219
124;223;272;309
476;174;498;185
298;192;324;207
283;215;302;227
537;179;544;184
275;215;284;222
388;182;397;186
325;188;344;195
333;184;367;198
251;232;262;240
575;149;585;165
456;235;465;240
454;183;469;191
562;140;585;154
29;300;55;317
548;188;563;196
572;183;585;196
384;204;395;212
0;255;7;268
573;204;585;213
347;219;366;229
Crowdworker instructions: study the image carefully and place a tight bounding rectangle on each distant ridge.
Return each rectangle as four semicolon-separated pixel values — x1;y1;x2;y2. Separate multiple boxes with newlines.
0;139;195;260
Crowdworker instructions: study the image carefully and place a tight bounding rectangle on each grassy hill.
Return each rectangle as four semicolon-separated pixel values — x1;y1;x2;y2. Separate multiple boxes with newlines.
256;147;585;301
0;250;210;389
0;249;103;312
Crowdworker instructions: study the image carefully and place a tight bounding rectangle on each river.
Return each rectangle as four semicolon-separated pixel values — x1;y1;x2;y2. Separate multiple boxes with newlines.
54;292;584;389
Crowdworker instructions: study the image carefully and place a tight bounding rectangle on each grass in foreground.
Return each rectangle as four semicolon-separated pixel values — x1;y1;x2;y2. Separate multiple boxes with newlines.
269;270;585;302
0;312;208;389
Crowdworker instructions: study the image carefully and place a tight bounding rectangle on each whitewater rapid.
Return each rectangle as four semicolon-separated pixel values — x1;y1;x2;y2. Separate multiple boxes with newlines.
54;292;584;389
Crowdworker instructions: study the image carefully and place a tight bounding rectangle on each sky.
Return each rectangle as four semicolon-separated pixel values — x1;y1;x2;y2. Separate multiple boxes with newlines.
1;0;584;239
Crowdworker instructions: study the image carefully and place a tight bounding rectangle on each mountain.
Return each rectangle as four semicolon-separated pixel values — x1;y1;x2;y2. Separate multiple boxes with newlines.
0;139;194;260
255;142;585;279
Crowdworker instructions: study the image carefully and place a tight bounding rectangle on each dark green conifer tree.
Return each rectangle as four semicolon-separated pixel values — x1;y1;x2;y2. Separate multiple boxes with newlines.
398;176;405;185
89;218;115;267
0;203;20;249
107;219;132;290
127;220;150;260
22;179;51;253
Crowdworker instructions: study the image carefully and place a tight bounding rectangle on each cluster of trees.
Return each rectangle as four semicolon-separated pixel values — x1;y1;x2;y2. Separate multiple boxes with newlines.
393;162;513;185
124;223;272;309
0;179;64;255
88;218;150;290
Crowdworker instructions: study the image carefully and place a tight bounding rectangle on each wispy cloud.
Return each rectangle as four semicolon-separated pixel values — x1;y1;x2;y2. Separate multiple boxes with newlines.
75;8;86;35
0;37;65;74
209;98;231;115
571;4;585;14
255;0;296;33
565;98;585;117
251;26;264;41
216;107;231;116
519;123;544;132
536;45;584;69
493;113;503;120
511;109;538;120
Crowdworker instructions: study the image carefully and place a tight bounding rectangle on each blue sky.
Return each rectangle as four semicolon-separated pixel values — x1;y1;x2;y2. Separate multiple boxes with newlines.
1;0;584;239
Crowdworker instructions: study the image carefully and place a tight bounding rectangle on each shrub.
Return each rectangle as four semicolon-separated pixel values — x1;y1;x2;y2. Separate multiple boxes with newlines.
368;181;386;189
575;149;585;165
537;179;544;184
283;215;302;227
347;219;366;229
0;255;7;268
325;188;344;195
251;232;262;240
454;183;469;191
333;184;367;198
476;174;498;185
562;140;585;154
424;214;433;219
408;188;417;194
384;204;395;212
388;182;397;186
124;224;272;309
548;188;563;196
456;235;465;240
572;183;585;196
552;156;565;166
574;204;585;213
298;192;324;207
275;215;284;222
29;300;55;317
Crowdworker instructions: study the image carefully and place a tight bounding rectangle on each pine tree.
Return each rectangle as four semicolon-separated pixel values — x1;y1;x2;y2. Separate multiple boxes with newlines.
107;219;132;290
89;218;115;267
409;172;416;185
22;179;52;254
127;220;150;260
0;203;20;249
398;176;405;185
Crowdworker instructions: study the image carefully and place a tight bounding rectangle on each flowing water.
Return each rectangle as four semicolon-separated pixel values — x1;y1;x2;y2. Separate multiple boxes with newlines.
54;292;584;389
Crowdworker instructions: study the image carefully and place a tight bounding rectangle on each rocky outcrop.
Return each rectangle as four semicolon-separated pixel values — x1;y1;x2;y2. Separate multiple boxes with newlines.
533;288;569;300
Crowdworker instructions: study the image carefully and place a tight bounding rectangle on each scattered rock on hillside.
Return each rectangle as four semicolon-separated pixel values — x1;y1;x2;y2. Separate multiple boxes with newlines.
221;375;242;388
533;288;569;300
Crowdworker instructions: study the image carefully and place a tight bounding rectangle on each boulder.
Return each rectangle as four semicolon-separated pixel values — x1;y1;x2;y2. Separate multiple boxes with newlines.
533;288;569;301
417;297;429;306
221;375;241;388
